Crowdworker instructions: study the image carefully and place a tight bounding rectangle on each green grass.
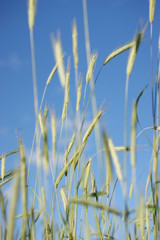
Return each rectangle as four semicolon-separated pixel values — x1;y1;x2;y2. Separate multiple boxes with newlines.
1;0;160;239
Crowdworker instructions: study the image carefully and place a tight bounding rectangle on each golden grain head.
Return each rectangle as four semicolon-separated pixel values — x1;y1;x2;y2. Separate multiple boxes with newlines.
51;33;65;88
149;0;156;24
72;19;78;69
1;155;5;181
76;76;82;112
28;0;36;31
86;53;97;84
62;60;70;122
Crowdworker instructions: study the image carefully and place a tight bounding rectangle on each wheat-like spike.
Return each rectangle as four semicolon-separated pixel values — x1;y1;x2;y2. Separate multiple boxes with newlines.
60;187;67;212
104;41;135;65
62;59;70;122
28;0;36;31
46;63;58;86
103;131;113;183
149;0;156;24
82;110;103;144
84;158;91;194
51;110;56;158
38;112;44;136
126;26;146;78
131;103;137;168
86;53;97;84
64;133;76;176
1;155;5;181
76;75;82;112
51;33;65;88
138;193;145;239
129;182;133;200
108;138;123;182
72;19;78;69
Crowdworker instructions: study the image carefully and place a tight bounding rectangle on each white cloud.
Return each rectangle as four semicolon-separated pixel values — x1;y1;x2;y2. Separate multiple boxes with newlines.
0;53;22;71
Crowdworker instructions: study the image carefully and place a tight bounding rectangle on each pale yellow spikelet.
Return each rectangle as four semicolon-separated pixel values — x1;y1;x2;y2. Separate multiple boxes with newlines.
86;53;97;84
129;182;133;200
146;203;150;239
126;27;145;78
103;131;113;183
28;0;36;31
84;158;91;194
108;138;123;182
82;110;103;143
46;63;58;86
38;112;44;136
149;0;156;24
1;155;5;181
62;59;70;122
104;41;134;65
72;19;78;69
60;186;67;212
41;187;46;206
51;110;56;158
145;171;151;199
76;75;82;112
64;133;76;167
51;33;65;88
138;193;145;239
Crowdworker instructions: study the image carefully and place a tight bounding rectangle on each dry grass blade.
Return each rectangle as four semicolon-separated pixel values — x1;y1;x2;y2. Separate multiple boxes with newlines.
62;59;70;122
19;139;28;239
51;33;65;88
104;41;134;65
146;203;150;239
72;19;78;69
0;170;19;187
1;155;5;181
76;159;91;190
137;193;145;239
108;138;123;182
131;103;137;168
51;109;56;158
149;0;156;24
7;174;19;240
76;75;82;112
82;110;103;144
0;149;19;160
28;0;36;31
86;53;97;84
129;182;133;200
70;197;122;216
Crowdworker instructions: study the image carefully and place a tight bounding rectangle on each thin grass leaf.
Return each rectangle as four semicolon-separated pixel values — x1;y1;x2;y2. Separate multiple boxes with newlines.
76;158;91;191
108;138;123;182
104;41;134;65
0;149;19;160
70;197;122;216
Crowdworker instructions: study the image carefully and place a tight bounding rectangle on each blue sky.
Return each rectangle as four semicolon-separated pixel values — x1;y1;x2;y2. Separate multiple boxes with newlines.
1;0;160;238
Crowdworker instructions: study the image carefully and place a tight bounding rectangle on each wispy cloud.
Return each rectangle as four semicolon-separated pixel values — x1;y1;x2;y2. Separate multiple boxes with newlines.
0;53;22;71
